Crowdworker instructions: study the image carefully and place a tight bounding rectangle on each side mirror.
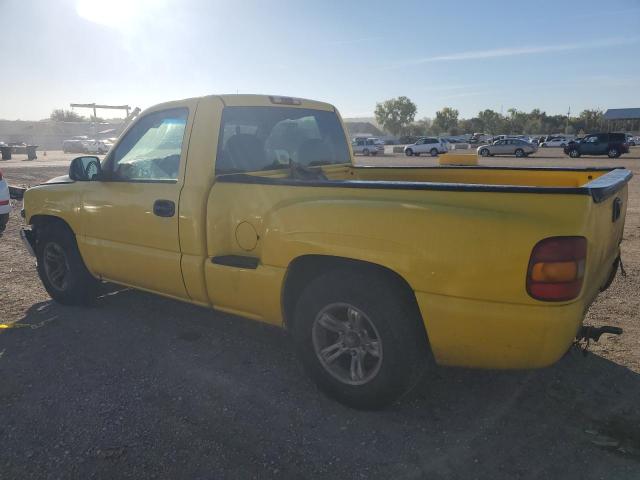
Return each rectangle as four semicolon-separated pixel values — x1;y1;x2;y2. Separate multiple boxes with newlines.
69;156;102;181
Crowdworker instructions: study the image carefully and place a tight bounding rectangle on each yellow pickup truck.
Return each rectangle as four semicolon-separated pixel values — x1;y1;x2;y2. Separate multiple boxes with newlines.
22;95;631;408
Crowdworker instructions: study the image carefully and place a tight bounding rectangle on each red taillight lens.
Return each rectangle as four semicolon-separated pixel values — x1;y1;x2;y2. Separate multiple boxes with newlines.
526;236;587;301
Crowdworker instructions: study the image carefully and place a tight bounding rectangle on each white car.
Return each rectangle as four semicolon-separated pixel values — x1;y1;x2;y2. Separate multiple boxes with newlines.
540;137;569;148
351;137;382;156
83;139;113;154
404;137;449;156
0;169;10;233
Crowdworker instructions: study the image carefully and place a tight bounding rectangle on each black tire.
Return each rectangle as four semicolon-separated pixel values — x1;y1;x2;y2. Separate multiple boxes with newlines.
515;148;525;158
363;148;370;156
292;269;429;409
608;147;620;158
36;223;99;305
480;148;490;157
0;213;8;233
569;149;581;158
430;148;438;157
405;148;413;156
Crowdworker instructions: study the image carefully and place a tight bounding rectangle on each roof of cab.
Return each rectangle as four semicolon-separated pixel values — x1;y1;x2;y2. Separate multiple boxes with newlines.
215;94;334;111
140;94;336;118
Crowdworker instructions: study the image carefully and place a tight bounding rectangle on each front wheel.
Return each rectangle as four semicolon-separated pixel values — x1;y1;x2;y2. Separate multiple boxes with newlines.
608;148;620;158
569;149;581;158
404;148;413;156
430;148;438;157
36;223;99;305
480;148;490;157
292;270;428;409
363;149;370;156
515;148;525;158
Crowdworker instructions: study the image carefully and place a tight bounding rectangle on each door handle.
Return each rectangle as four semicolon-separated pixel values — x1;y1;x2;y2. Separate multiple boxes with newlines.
153;199;175;217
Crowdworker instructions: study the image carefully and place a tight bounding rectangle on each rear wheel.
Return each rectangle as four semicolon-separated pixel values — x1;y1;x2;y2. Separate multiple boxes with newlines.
0;213;8;233
405;148;413;156
430;148;438;157
515;148;525;158
569;149;581;158
36;223;99;305
292;269;428;409
363;148;370;156
608;147;620;158
480;148;490;157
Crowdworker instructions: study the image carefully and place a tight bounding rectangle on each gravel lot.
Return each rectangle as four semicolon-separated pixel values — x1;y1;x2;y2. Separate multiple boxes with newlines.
1;149;639;479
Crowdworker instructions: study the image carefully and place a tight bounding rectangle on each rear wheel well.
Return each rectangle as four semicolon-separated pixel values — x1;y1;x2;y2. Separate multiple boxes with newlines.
282;255;426;337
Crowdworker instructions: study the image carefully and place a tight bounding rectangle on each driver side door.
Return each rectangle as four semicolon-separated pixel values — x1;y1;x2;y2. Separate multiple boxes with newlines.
78;105;194;299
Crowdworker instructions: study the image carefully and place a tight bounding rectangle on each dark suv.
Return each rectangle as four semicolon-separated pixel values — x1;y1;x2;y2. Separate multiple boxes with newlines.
564;133;629;158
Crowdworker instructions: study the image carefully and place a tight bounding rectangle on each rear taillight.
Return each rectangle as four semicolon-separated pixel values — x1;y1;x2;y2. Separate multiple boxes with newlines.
526;236;586;301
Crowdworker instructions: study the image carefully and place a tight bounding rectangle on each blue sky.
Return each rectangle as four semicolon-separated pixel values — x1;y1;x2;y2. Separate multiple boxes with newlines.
1;0;639;120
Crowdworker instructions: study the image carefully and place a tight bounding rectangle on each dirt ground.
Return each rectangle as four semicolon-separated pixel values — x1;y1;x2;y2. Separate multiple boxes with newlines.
1;149;639;479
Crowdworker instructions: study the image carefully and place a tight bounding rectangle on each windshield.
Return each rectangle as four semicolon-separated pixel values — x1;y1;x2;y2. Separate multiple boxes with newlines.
216;106;350;174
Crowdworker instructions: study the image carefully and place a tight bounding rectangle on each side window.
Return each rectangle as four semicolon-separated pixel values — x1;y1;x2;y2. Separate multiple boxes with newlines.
110;108;188;181
596;134;608;143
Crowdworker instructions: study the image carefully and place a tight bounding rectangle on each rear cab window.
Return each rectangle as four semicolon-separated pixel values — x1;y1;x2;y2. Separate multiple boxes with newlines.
215;107;350;174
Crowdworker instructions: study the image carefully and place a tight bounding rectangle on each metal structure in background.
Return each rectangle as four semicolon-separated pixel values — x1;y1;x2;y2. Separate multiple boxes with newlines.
70;103;140;139
604;108;640;132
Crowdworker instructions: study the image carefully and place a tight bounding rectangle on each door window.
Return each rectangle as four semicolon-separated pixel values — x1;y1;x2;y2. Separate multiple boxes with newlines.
109;108;189;181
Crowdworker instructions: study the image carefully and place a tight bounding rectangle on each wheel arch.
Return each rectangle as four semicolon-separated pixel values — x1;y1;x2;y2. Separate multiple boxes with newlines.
281;254;427;340
30;214;74;232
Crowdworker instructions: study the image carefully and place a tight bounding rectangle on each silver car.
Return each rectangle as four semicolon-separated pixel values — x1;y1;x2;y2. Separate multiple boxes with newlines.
477;139;537;157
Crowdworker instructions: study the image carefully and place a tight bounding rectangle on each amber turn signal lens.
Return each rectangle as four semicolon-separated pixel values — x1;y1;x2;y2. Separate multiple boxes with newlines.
530;261;578;282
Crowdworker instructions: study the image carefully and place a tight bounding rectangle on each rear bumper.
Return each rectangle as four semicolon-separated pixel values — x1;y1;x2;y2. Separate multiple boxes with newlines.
415;291;585;369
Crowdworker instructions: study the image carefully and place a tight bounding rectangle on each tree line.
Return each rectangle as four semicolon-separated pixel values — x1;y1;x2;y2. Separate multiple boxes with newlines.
49;109;106;122
374;96;636;138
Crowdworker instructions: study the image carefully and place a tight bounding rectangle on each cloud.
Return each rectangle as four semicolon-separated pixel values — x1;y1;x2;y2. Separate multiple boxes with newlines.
393;37;639;67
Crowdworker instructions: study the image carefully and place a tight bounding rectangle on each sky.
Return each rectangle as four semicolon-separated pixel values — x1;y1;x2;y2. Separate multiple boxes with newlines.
1;0;639;121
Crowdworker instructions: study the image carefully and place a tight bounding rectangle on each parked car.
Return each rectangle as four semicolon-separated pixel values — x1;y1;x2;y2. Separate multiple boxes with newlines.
540;137;569;148
63;136;90;153
22;94;631;409
351;137;381;156
404;137;448;156
0;169;10;233
626;134;636;147
563;133;630;158
477;138;538;157
84;139;113;155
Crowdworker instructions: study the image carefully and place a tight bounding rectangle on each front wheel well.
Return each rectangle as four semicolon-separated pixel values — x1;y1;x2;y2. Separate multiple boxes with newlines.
29;215;75;241
281;255;426;337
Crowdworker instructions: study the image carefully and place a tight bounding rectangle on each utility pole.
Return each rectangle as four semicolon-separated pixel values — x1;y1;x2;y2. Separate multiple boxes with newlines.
566;106;571;133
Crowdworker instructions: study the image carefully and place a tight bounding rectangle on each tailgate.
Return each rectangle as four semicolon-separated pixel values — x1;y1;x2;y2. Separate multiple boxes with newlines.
583;171;630;300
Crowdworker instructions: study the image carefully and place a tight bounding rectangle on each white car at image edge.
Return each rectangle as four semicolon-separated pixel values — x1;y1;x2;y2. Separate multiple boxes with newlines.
0;169;10;233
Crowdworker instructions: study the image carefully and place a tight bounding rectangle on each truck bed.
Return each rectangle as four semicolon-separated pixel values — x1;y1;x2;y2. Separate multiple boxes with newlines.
222;165;632;204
